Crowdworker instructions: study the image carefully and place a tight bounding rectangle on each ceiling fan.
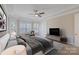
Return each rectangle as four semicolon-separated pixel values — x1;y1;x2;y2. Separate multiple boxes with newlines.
29;9;45;17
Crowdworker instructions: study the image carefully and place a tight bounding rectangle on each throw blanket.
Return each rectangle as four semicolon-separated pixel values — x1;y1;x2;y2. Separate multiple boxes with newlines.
35;37;52;52
18;35;52;54
19;35;43;54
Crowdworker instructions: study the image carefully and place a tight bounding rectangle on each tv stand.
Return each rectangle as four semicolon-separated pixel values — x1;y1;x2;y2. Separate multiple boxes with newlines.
46;35;67;44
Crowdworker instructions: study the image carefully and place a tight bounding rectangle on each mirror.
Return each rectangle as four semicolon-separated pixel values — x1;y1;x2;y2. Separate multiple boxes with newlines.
0;5;7;32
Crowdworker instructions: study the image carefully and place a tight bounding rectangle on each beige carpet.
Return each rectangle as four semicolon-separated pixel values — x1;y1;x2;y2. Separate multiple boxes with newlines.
58;44;79;55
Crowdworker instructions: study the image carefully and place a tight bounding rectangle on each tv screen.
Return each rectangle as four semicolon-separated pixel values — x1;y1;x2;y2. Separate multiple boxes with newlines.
49;28;60;36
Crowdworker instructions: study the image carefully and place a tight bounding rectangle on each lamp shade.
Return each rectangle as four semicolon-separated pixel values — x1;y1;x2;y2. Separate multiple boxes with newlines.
10;31;17;40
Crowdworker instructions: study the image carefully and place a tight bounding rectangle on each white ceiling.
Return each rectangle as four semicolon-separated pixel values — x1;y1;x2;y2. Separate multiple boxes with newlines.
2;4;79;20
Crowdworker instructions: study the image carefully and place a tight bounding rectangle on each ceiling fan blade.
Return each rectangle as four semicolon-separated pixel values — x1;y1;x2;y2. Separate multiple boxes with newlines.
38;14;42;17
33;9;38;12
29;9;45;17
39;12;45;14
29;13;35;15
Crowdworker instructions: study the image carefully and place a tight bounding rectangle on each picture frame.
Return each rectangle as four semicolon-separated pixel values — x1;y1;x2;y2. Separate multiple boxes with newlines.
0;5;7;32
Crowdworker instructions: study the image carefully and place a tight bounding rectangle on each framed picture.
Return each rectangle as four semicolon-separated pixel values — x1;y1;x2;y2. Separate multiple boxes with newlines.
0;5;7;32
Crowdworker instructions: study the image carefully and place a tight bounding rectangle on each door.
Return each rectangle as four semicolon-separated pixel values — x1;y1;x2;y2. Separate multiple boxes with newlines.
74;13;79;47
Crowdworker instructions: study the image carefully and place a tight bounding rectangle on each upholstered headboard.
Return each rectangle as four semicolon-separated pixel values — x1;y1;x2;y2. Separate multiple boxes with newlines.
0;32;6;38
0;33;10;53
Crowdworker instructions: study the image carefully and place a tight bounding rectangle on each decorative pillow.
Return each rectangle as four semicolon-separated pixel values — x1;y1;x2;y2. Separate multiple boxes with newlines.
17;38;27;47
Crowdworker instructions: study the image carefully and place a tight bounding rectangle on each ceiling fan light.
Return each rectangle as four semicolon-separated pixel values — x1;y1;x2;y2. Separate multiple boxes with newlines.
35;14;38;17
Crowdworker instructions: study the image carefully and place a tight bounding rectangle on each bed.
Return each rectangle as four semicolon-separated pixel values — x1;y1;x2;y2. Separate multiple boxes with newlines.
17;34;53;55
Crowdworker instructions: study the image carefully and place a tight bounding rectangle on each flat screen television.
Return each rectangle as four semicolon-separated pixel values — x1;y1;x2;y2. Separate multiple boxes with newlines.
49;28;60;36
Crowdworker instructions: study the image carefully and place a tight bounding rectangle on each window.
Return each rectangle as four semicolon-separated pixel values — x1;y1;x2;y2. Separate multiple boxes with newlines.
19;21;39;35
19;22;27;33
26;23;31;33
33;23;39;34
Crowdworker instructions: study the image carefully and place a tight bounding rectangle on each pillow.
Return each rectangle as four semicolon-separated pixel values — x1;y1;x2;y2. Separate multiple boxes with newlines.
0;33;10;53
17;38;27;47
